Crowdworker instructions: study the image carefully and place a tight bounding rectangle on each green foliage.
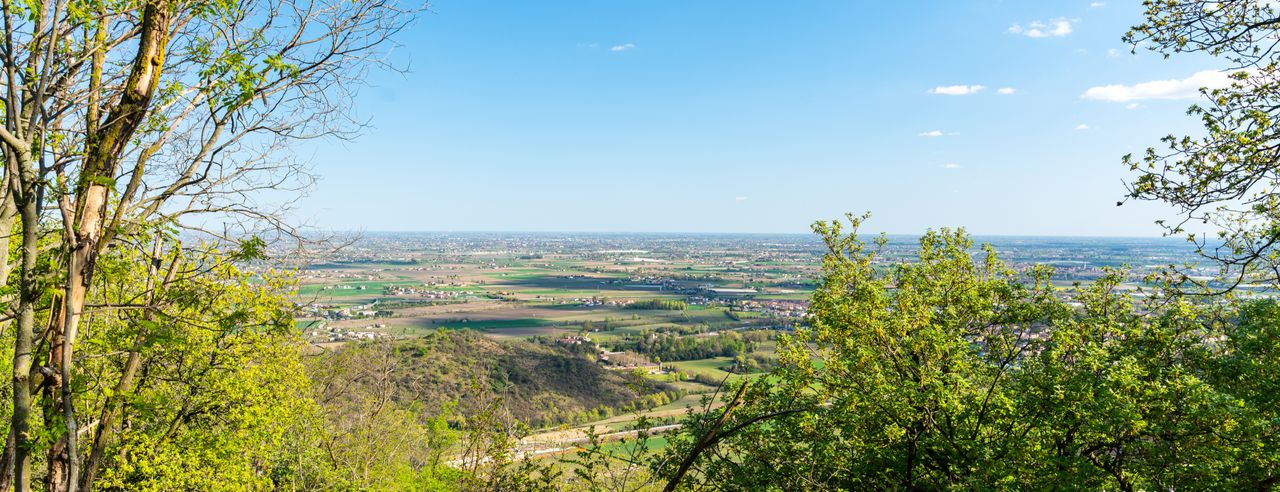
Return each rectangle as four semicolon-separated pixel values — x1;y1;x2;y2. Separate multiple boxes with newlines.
626;299;688;310
656;215;1280;490
301;340;464;491
1123;1;1280;291
621;331;753;363
566;416;665;491
231;235;269;261
76;248;317;491
312;331;671;429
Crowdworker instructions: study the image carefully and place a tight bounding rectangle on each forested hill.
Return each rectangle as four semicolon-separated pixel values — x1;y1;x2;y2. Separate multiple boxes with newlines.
310;331;676;427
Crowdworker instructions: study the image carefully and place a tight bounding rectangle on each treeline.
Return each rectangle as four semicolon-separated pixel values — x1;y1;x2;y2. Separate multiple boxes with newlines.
626;299;688;310
545;389;687;425
620;330;772;362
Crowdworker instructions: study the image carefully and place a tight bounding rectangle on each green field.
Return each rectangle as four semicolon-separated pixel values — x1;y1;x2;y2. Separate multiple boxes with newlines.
668;357;738;380
295;280;420;298
595;435;670;455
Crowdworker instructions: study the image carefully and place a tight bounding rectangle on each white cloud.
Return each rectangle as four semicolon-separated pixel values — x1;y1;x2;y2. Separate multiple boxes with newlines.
1106;48;1120;57
1081;70;1235;102
929;85;985;95
996;87;1016;95
734;196;748;201
1075;124;1090;130
1090;2;1106;7
610;43;635;52
919;130;945;137
1009;18;1073;38
942;163;961;169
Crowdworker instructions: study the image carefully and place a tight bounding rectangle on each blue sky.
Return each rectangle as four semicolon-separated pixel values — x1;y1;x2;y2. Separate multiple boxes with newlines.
296;1;1225;236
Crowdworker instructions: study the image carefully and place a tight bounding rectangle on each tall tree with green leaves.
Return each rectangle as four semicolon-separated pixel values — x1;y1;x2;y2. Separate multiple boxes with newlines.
0;1;417;490
655;216;1065;489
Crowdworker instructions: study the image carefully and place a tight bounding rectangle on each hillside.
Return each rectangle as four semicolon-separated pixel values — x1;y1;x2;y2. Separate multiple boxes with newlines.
314;330;676;428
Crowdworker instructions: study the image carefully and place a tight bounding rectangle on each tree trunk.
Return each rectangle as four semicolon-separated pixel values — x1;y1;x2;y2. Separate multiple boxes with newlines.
50;3;173;491
45;298;68;492
0;426;16;492
11;150;40;492
0;177;17;491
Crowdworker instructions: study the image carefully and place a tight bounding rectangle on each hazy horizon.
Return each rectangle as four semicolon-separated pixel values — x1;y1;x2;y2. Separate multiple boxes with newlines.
323;229;1191;240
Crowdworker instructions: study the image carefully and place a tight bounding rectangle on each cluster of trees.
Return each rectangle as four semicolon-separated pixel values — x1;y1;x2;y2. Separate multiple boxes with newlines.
722;354;777;375
626;299;688;311
392;330;682;429
623;332;754;362
552;388;683;425
656;220;1280;490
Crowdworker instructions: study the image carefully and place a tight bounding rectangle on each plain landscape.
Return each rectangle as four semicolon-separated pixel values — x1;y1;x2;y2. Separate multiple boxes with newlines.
281;233;1217;462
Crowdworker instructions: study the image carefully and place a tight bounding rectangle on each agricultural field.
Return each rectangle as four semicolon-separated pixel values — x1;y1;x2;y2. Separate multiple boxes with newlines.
280;231;1206;446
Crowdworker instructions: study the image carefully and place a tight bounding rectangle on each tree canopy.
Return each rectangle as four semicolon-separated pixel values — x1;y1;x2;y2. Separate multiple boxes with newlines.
656;216;1280;490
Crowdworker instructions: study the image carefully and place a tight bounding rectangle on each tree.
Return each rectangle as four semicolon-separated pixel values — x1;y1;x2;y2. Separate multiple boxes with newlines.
655;215;1280;490
304;340;463;490
0;1;416;490
84;247;319;491
1123;0;1280;292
